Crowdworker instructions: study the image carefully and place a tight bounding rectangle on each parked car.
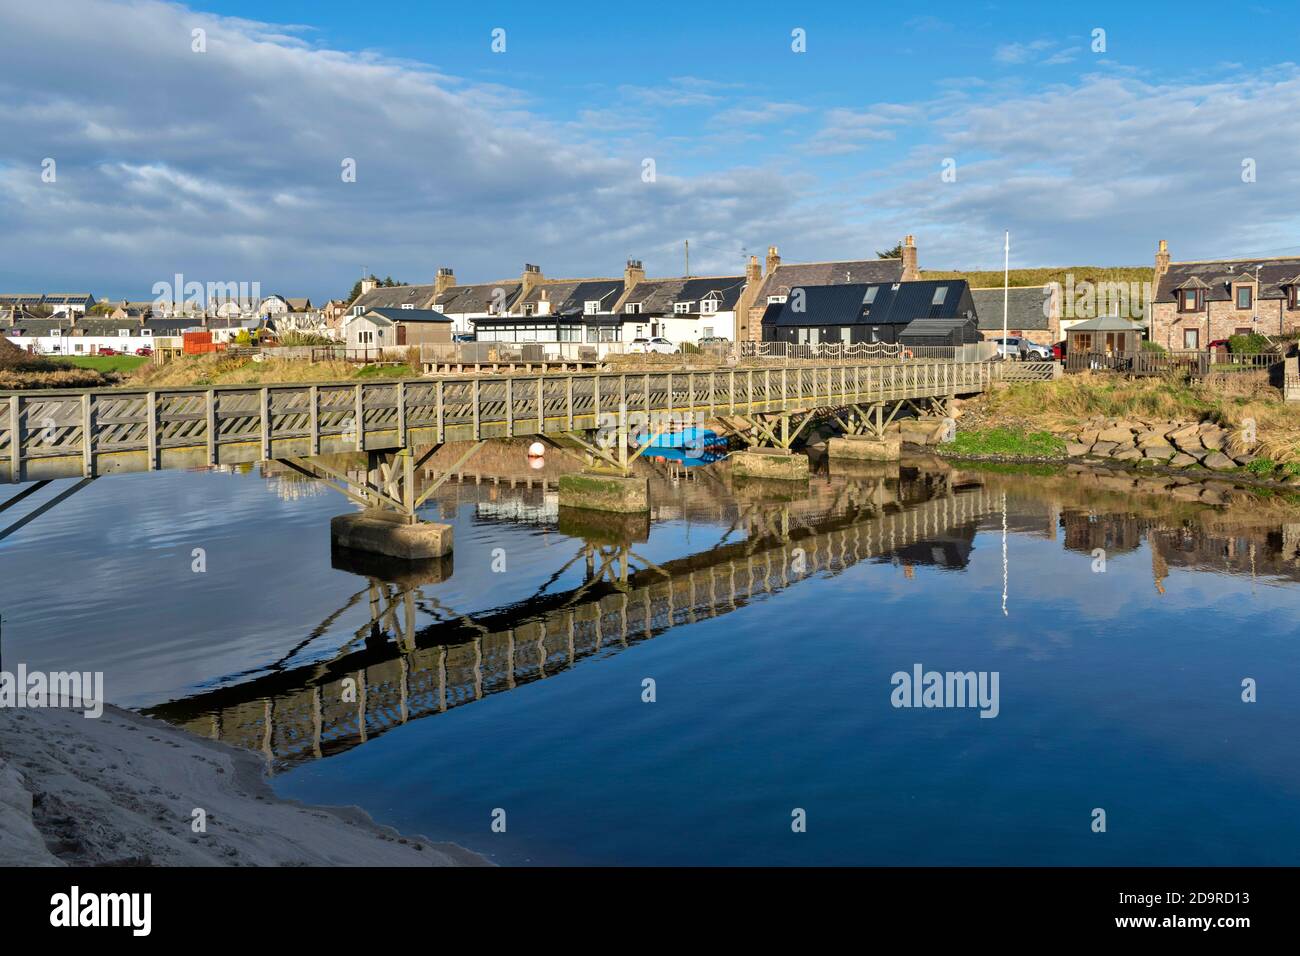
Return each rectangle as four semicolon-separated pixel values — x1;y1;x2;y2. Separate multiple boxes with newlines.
135;346;153;356
1052;341;1065;360
629;336;676;354
989;337;1028;360
1023;341;1054;360
1207;339;1231;352
97;347;119;356
452;333;475;343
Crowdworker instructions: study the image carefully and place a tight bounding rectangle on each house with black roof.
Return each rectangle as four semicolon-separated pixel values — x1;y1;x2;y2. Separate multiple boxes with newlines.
763;279;975;346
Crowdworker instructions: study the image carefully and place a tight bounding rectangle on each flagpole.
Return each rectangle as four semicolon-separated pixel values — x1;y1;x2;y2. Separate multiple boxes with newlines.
1002;231;1010;354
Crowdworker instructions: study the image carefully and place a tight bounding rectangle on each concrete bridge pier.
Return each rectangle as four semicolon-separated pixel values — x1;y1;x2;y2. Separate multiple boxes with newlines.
558;471;650;514
730;447;811;480
330;509;453;560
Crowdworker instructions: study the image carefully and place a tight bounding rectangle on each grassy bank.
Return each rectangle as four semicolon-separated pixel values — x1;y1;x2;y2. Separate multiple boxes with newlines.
943;427;1066;459
125;355;422;388
53;354;149;373
960;373;1299;464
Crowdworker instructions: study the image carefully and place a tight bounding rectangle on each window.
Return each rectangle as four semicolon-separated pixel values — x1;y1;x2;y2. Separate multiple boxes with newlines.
50;328;61;337
1074;333;1092;352
523;304;536;316
625;302;642;314
863;286;879;305
1180;290;1200;312
931;286;947;306
767;295;787;305
1183;328;1200;349
1291;287;1300;310
1236;286;1253;309
700;299;718;314
353;305;364;316
1235;327;1252;336
118;328;130;337
584;301;601;315
702;327;713;338
400;303;414;310
674;302;691;314
142;328;152;337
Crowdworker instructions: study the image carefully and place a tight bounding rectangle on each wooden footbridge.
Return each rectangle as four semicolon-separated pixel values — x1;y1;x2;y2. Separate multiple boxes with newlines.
0;361;997;537
146;473;996;769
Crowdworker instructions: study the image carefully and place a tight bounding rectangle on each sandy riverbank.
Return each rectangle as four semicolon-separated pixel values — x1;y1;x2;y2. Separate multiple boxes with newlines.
0;704;489;867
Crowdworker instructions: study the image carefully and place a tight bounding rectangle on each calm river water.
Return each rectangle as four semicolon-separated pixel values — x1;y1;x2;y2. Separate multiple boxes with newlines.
4;446;1299;865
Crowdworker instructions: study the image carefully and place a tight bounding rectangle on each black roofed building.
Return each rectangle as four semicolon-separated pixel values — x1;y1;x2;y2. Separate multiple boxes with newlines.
763;278;975;347
737;236;920;342
474;272;627;348
1150;239;1300;349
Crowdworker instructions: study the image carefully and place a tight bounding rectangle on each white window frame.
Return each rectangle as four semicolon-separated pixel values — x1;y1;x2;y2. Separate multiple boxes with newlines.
674;302;691;314
625;302;642;314
700;299;719;314
767;295;787;305
584;301;601;315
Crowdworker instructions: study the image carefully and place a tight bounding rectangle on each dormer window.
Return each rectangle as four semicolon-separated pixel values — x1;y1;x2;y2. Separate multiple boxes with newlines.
1291;286;1300;311
1235;285;1253;310
625;302;642;314
674;302;691;314
700;299;718;314
523;303;536;316
584;300;601;315
767;295;787;305
1179;290;1201;312
400;303;414;310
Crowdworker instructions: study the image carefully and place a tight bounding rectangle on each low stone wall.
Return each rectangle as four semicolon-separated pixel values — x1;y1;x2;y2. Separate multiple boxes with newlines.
1054;418;1249;471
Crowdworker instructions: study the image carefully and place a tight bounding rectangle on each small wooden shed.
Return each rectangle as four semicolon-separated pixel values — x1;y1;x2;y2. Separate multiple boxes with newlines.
1064;316;1144;356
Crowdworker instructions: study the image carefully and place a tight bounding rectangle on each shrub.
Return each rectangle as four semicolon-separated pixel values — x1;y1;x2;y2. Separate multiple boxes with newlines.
1227;332;1270;354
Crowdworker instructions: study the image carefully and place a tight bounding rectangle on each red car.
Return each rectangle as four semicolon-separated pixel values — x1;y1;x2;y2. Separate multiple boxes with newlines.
97;347;119;355
135;346;153;356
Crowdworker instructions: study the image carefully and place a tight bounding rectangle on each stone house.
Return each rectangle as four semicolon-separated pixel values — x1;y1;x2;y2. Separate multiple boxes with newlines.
1150;239;1300;349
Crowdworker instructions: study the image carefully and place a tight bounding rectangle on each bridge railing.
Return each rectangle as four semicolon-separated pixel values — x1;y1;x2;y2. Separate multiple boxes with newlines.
1;360;998;482
740;341;996;363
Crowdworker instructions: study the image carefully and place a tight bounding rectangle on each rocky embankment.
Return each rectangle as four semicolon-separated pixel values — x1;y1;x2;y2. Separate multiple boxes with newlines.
1053;418;1250;471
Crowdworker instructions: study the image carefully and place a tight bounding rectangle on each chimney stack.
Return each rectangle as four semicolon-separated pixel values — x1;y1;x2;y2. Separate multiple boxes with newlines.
435;267;456;295
624;258;645;291
520;263;544;300
765;245;781;275
359;276;378;297
900;235;919;280
746;254;762;284
1155;239;1170;278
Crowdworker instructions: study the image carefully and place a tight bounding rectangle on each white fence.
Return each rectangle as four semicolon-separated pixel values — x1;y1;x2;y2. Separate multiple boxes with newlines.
740;341;997;363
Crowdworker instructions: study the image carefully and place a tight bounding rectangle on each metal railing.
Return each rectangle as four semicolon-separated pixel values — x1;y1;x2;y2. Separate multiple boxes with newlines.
1;360;999;483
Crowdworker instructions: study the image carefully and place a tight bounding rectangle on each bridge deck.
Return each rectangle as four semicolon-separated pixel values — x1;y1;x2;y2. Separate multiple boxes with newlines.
1;361;997;483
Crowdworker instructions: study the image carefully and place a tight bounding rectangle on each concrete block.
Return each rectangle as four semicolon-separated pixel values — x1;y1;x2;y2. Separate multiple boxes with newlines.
558;471;650;513
730;448;810;480
331;510;453;560
827;435;902;461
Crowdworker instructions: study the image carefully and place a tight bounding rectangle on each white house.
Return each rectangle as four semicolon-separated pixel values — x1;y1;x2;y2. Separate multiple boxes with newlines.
617;273;746;345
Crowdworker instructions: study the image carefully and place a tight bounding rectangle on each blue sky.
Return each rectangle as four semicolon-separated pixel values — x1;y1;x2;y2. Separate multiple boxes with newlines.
2;0;1299;301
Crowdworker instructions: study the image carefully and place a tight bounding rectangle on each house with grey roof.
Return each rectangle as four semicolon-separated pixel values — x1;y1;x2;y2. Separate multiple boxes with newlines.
618;265;747;344
1150;239;1300;349
969;286;1061;347
344;308;452;351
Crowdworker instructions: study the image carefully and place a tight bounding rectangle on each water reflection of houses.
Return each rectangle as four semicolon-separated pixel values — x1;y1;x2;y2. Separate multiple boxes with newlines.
147;468;994;770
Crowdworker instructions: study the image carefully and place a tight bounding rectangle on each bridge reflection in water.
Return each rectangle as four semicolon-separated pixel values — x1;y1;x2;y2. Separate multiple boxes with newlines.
145;462;995;771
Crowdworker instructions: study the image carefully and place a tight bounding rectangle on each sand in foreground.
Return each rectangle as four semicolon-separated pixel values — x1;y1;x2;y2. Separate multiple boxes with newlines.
0;704;488;867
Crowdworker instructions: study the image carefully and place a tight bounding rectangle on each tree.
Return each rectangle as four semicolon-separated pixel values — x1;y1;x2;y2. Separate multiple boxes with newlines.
345;274;407;303
876;243;903;260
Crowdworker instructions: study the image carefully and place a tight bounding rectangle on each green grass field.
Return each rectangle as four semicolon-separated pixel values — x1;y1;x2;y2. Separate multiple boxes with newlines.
53;355;149;373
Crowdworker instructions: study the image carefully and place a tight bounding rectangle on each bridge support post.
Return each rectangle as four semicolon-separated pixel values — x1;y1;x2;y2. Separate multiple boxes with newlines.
330;509;452;560
731;447;810;480
558;471;650;514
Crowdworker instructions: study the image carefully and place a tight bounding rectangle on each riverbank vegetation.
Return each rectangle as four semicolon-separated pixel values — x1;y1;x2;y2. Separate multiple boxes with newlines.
124;354;423;388
0;337;111;388
951;373;1300;475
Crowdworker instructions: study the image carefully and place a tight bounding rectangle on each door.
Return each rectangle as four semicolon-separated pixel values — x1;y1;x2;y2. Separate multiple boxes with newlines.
396;324;407;346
